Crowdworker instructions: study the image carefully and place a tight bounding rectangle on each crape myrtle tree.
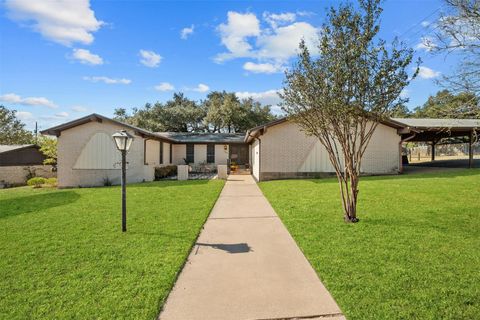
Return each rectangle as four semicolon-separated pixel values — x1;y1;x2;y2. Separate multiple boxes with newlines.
281;0;418;223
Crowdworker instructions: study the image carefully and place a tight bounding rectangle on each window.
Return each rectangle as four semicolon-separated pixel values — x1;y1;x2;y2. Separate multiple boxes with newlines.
186;144;194;163
207;144;215;163
159;141;164;164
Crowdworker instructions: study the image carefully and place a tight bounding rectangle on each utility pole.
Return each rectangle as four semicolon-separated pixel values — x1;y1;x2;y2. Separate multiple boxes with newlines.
35;122;38;144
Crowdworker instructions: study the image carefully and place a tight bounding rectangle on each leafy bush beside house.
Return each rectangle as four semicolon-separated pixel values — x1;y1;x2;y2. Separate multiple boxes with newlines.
39;136;57;169
27;177;46;188
154;166;177;180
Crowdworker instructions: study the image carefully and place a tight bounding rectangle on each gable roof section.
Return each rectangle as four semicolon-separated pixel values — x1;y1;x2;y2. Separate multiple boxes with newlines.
39;113;176;142
244;117;406;143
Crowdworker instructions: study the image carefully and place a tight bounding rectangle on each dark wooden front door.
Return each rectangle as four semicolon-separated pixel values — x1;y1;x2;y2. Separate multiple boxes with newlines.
229;144;249;165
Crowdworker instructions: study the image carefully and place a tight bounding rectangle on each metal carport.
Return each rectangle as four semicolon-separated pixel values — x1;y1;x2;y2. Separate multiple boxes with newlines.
393;118;480;172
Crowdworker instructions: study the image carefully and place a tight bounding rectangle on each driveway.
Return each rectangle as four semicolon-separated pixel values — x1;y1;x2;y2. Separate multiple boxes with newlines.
159;175;344;320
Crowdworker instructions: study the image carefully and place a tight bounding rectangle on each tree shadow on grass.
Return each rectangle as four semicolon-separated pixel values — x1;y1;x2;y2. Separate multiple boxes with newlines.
125;179;212;189
0;191;81;219
303;168;480;185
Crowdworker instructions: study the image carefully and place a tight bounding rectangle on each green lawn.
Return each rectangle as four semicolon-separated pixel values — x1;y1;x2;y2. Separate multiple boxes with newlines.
259;170;480;320
0;180;224;319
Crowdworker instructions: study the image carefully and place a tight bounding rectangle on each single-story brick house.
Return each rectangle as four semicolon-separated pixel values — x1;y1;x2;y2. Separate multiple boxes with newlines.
41;113;479;187
41;114;247;187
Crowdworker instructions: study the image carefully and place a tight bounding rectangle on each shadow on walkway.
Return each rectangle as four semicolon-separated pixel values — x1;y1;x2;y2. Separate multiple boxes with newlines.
196;242;252;254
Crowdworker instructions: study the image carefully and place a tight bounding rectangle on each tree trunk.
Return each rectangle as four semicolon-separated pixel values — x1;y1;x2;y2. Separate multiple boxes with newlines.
341;172;360;223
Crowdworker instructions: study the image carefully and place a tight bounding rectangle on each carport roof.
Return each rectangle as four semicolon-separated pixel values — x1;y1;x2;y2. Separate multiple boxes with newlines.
392;118;480;130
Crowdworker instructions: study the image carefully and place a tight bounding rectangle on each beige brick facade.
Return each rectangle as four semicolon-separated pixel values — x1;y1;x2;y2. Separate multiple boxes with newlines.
57;120;154;188
252;120;400;181
0;165;55;186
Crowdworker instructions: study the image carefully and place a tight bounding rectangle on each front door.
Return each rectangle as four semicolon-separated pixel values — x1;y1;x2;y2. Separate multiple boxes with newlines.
229;144;249;165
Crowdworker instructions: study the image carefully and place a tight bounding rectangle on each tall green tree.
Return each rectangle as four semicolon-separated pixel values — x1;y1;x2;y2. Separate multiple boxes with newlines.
413;90;480;118
38;136;57;167
116;91;276;133
0;106;34;145
281;0;417;222
390;104;411;118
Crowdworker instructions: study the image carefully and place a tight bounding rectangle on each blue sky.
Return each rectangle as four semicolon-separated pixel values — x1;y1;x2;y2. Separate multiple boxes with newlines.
0;0;458;130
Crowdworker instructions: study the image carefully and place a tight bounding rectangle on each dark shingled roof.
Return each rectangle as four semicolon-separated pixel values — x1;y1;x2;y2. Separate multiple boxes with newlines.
41;113;246;144
155;132;245;144
0;144;37;154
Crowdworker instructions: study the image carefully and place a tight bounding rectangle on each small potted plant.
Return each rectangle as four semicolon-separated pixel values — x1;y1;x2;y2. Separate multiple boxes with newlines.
230;161;238;172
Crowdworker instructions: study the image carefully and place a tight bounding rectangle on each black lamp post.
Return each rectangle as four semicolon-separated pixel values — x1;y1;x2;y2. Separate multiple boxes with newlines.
112;130;134;232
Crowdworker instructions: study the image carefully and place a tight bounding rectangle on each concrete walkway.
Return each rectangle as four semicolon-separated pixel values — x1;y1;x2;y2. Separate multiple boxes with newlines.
159;175;344;320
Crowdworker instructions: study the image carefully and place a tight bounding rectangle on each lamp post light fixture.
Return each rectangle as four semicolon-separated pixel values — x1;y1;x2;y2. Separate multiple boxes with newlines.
112;130;134;232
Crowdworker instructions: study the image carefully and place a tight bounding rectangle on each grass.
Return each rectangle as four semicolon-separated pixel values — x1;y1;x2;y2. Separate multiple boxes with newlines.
259;170;480;320
0;180;224;319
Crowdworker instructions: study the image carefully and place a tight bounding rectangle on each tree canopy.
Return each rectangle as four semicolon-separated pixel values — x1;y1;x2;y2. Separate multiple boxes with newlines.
114;91;276;133
389;90;480;119
0;106;34;145
413;90;480;118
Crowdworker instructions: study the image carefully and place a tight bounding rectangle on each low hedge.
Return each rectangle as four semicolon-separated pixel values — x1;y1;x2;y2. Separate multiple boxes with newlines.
27;177;46;188
154;165;177;180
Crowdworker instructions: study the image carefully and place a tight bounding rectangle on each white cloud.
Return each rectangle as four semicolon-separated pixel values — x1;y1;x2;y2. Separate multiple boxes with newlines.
155;82;175;91
139;50;162;67
235;89;282;106
400;89;409;99
415;36;436;52
421;21;430;27
71;105;88;112
5;0;103;46
72;48;103;65
215;11;319;66
16;111;33;121
55;111;69;118
417;66;441;79
83;76;131;84
243;61;283;74
263;12;296;28
181;25;194;39
257;22;319;60
192;83;210;93
216;11;261;62
0;93;57;108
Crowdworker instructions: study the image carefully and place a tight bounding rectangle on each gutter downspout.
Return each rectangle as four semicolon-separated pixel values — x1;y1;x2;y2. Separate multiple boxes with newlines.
398;133;416;174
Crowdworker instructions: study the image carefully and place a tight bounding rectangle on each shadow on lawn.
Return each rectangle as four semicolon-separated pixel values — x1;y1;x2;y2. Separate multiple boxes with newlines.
125;179;211;189
0;191;80;219
303;168;480;185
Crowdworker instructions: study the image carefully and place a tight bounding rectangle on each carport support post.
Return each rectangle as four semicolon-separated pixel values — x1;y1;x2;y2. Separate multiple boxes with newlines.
431;140;436;161
469;130;474;169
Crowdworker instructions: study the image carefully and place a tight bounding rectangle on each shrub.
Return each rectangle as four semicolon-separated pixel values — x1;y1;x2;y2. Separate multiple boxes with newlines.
155;165;177;180
45;177;58;187
103;177;113;187
27;177;46;188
